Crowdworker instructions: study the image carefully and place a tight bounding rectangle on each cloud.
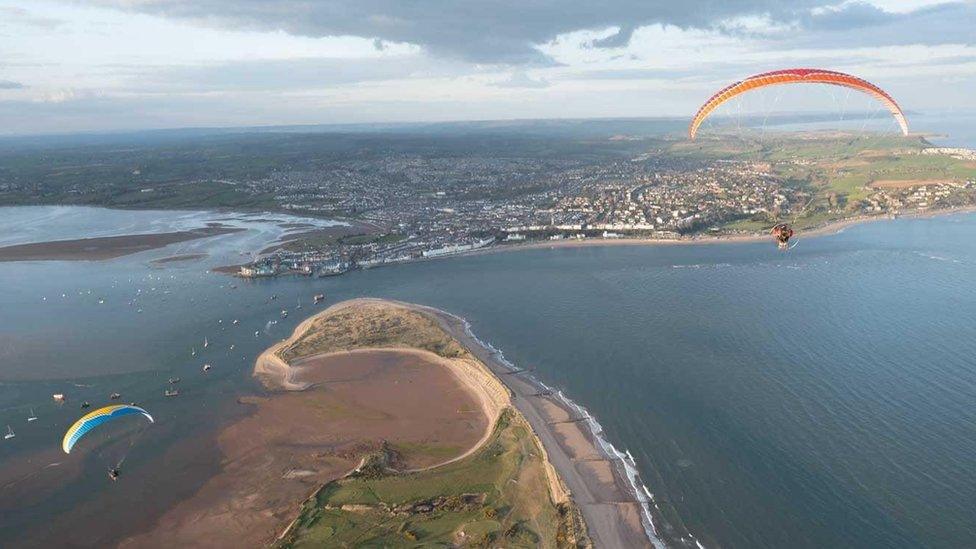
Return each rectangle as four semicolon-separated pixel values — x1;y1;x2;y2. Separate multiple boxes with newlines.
804;2;896;31
571;68;699;81
0;6;64;29
492;71;549;89
785;2;975;47
2;0;972;135
587;26;637;49
84;0;833;63
123;55;470;93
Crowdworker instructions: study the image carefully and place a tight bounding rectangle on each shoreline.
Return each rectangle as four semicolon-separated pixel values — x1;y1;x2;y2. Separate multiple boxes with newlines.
123;305;499;548
226;204;976;278
255;300;516;474
415;302;667;549
369;298;662;547
472;205;976;256
259;298;659;547
0;226;244;262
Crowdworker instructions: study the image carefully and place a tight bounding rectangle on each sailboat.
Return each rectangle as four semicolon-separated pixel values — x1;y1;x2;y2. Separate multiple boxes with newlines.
27;408;37;422
4;425;14;440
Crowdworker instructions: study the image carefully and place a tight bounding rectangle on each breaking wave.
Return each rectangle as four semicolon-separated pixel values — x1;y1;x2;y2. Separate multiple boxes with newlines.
458;316;678;548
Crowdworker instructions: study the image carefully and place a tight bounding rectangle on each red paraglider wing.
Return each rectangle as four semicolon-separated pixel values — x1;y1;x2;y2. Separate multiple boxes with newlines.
688;68;908;140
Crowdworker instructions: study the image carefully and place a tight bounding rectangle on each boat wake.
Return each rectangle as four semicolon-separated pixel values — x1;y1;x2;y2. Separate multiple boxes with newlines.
913;251;961;263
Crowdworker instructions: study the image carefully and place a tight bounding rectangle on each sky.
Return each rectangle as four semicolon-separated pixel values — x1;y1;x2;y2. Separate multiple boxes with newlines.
0;0;973;134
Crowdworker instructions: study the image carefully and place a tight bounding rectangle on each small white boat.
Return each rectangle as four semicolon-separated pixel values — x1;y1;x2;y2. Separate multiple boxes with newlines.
52;393;65;402
191;347;196;357
229;344;235;351
202;363;212;372
232;319;239;325
4;425;14;440
110;392;121;400
27;408;37;422
164;389;180;397
203;337;209;349
280;310;288;319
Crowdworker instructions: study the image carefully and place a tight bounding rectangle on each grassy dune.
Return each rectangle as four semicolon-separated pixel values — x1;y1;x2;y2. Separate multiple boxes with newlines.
278;409;586;548
278;302;467;362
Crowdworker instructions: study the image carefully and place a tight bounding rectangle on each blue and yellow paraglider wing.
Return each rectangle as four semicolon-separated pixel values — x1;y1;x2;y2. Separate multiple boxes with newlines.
62;405;153;454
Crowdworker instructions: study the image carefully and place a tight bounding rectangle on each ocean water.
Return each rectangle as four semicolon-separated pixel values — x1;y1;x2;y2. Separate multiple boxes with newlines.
2;209;976;547
763;110;976;148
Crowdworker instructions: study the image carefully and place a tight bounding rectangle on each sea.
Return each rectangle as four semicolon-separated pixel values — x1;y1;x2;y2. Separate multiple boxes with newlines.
1;122;975;547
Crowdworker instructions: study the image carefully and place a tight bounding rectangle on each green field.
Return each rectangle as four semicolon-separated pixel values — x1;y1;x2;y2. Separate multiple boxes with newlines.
277;409;587;548
677;132;976;232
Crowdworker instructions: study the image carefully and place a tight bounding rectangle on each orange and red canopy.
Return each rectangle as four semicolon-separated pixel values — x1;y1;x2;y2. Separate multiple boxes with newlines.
688;68;908;140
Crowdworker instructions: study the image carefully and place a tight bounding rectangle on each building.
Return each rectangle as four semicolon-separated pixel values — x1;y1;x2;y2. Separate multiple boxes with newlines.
317;260;350;277
239;263;277;278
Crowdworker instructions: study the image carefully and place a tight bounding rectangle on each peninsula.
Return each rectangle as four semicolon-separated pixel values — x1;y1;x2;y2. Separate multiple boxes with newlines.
123;299;661;547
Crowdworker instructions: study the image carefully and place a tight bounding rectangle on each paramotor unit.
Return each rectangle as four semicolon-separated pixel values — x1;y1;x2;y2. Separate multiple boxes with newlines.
771;223;795;250
688;68;909;140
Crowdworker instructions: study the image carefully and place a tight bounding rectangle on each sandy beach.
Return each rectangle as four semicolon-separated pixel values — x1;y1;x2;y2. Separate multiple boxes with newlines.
486;205;976;256
269;205;976;278
259;297;659;547
407;301;659;548
149;253;208;265
120;301;505;548
0;226;243;262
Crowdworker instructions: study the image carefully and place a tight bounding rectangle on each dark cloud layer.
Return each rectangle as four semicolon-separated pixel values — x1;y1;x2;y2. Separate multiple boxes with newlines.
0;6;64;28
86;0;832;63
793;2;975;47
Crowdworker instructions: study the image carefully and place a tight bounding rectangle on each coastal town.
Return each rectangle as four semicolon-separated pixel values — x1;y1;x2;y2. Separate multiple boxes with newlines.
234;140;976;279
1;124;972;280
